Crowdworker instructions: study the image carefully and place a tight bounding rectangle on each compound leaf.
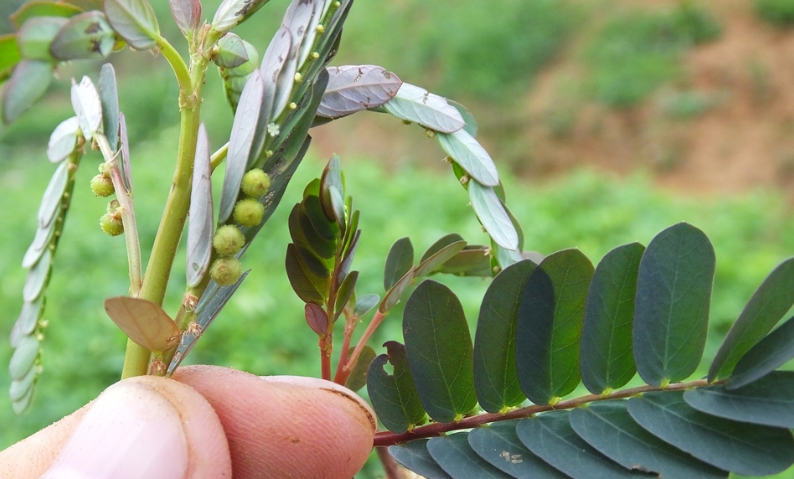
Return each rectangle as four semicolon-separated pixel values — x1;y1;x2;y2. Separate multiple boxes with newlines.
427;433;514;478
381;82;465;133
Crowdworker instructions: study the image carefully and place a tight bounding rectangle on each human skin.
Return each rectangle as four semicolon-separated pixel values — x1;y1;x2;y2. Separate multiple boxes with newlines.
0;365;376;478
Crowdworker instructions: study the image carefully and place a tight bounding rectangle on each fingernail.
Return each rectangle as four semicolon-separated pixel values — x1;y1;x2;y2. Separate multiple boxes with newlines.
41;381;188;479
262;376;376;431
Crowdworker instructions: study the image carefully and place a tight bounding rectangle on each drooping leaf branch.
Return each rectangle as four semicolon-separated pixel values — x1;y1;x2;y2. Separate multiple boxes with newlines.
366;223;794;479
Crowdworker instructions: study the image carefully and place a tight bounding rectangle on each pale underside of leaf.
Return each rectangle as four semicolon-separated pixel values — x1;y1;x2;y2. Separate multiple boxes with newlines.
187;124;213;287
317;64;402;119
381;82;465;134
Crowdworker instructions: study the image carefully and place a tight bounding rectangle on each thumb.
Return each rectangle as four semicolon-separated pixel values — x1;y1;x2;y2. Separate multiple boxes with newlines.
0;376;231;479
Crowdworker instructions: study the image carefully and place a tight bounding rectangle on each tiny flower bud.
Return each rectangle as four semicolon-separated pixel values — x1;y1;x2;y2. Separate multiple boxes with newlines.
107;199;121;214
213;224;245;256
100;213;124;236
98;162;111;178
402;120;412;126
289;102;297;110
316;24;325;34
425;129;436;138
90;174;115;197
310;52;320;60
294;72;303;83
210;257;242;286
233;198;265;227
241;169;271;198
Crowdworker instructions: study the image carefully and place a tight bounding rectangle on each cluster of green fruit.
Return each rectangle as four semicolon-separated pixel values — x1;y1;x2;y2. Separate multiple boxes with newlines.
209;168;270;286
91;164;123;236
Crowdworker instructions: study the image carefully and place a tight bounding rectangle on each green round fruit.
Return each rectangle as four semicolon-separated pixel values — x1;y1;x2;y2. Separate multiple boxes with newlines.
210;257;242;286
233;199;264;227
213;225;245;256
241;169;271;198
90;174;115;197
99;214;123;236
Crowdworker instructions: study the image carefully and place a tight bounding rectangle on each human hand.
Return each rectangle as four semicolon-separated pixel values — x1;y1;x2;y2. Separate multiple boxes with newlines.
0;365;376;478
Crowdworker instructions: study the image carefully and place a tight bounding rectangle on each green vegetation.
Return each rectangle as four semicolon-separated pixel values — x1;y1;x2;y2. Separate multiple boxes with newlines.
756;0;794;26
338;0;576;101
585;2;721;107
3;129;794;461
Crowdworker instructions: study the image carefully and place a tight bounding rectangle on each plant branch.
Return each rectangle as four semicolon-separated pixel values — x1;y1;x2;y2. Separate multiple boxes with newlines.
373;379;713;447
156;36;191;94
210;142;229;172
95;134;142;296
376;447;404;479
121;54;209;379
341;309;387;381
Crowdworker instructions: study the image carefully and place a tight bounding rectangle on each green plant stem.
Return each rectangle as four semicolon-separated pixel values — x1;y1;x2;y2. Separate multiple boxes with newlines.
210;142;229;172
373;379;713;447
156;36;191;94
121;54;209;379
95;134;142;296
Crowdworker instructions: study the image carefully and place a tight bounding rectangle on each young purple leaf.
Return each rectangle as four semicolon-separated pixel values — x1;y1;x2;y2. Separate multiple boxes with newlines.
317;65;402;120
104;0;160;50
219;69;265;224
169;0;201;35
104;296;181;352
305;302;329;335
187;123;214;287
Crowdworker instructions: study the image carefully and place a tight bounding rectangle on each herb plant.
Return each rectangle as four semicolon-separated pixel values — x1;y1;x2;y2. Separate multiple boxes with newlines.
4;1;794;478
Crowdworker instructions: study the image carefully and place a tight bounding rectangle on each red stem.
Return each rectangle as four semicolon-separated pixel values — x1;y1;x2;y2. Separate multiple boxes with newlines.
339;309;386;383
377;446;404;479
373;379;711;447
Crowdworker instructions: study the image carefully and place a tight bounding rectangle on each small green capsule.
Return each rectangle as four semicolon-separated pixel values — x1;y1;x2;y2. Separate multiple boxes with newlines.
210;257;242;286
213;225;245;256
233;199;264;227
90;174;115;197
241;169;271;198
100;213;123;236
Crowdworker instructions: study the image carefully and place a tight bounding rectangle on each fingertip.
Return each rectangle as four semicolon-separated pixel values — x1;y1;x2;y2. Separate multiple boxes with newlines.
174;366;375;479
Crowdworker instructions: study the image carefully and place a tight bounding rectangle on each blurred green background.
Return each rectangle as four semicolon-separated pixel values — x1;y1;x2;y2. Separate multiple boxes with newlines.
2;0;794;477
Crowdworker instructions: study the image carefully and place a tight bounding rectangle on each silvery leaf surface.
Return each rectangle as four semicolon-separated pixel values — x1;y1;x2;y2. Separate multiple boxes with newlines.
37;161;69;228
98;63;120;151
187;124;214;287
381;82;465;134
104;0;160;50
219;70;265;224
47;116;80;164
259;26;290;124
317;65;401;119
70;76;102;141
212;0;270;34
438;129;499;187
469;181;519;251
